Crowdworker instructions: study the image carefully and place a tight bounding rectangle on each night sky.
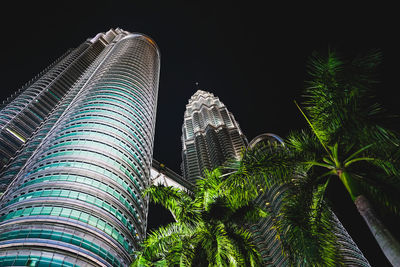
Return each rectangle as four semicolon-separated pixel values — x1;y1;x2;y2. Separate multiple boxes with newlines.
1;2;399;266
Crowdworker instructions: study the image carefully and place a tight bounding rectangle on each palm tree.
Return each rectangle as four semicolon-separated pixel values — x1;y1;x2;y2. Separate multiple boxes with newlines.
294;49;400;266
225;141;345;266
131;168;267;266
228;49;400;266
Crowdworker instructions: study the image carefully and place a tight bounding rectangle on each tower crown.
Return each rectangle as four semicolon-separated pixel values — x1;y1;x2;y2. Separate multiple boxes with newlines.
181;89;247;183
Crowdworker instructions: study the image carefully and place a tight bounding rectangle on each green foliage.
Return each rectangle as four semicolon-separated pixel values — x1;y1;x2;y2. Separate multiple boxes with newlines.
304;49;397;148
134;48;400;266
231;49;400;265
302;48;400;210
143;185;200;225
236;142;344;266
275;174;343;266
276;48;400;264
132;168;266;266
304;51;389;145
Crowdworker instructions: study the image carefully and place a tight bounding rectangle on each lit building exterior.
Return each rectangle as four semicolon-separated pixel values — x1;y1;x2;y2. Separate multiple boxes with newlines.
181;90;247;183
180;91;370;266
0;28;160;267
180;92;289;265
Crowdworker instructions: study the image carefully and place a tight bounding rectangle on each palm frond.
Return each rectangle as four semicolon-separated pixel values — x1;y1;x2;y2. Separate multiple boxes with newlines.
132;223;192;265
344;143;374;164
196;168;224;212
144;185;200;224
368;138;400;176
130;254;151;267
213;223;238;266
275;172;342;266
229;201;268;225
295;100;332;156
221;165;260;209
241;141;297;186
136;164;266;266
286;129;325;160
302;48;398;149
351;169;400;217
226;227;264;267
372;158;400;177
351;49;382;82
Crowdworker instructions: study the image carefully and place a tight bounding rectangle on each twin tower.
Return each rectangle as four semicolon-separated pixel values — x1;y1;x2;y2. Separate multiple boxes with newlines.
0;29;369;266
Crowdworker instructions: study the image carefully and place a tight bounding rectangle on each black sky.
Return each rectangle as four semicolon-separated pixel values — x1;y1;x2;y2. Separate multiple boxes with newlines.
1;2;399;265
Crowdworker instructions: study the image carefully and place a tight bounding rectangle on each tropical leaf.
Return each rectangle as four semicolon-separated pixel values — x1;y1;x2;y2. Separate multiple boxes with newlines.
275;172;343;266
294;48;400;265
241;141;297;185
349;167;400;217
225;227;263;267
143;184;200;225
229;201;268;225
301;49;399;149
133;48;400;266
133;223;192;266
133;165;264;266
286;129;325;160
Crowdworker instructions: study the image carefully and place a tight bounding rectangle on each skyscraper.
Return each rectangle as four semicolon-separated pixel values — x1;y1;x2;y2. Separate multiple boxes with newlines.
181;90;247;183
0;28;160;267
180;91;370;266
180;91;290;265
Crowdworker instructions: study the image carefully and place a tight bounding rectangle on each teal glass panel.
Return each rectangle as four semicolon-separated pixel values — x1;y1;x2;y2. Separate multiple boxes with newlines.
78;104;145;127
67;114;146;143
0;230;123;266
7;189;135;233
49;133;144;158
0;207;130;251
62;123;145;154
29;162;141;198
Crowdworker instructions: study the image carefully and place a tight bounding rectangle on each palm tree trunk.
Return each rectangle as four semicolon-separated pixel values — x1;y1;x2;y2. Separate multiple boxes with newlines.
355;195;400;266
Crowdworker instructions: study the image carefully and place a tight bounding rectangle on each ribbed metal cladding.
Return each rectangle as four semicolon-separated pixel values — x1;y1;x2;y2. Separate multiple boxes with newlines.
181;90;247;183
249;185;289;266
0;30;160;267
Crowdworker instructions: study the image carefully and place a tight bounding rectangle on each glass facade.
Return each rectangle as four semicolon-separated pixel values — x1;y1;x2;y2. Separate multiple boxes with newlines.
0;29;160;267
0;39;104;185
